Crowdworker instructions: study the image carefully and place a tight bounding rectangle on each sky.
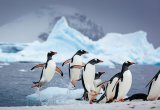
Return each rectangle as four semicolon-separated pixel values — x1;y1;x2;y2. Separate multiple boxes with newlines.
0;0;159;47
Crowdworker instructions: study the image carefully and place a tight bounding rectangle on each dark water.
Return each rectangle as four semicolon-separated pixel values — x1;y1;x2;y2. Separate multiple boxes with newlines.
0;62;159;107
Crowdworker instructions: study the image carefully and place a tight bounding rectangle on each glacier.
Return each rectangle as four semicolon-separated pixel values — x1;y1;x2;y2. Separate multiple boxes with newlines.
0;17;160;67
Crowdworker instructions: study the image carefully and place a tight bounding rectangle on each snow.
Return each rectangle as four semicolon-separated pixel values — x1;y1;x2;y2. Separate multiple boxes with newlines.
0;17;160;67
1;100;160;110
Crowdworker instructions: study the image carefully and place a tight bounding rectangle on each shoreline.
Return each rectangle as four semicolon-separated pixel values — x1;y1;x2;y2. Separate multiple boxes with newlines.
0;100;160;110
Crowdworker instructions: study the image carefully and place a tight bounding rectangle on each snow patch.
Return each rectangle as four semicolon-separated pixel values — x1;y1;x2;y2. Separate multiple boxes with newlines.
27;87;85;105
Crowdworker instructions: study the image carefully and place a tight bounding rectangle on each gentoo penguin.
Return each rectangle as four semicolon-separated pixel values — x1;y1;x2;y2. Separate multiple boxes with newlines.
113;61;135;102
97;61;134;103
31;51;63;88
76;72;105;101
146;70;160;101
71;58;103;104
62;50;88;88
96;72;121;103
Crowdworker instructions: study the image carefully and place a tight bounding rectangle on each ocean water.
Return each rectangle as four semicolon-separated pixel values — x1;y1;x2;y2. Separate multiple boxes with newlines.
0;62;159;106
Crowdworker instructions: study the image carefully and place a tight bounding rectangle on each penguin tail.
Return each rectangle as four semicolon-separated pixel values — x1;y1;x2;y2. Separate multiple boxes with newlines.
32;82;41;88
124;97;130;101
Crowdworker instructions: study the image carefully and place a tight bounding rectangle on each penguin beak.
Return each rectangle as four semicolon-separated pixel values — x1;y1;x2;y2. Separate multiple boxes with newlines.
98;60;103;63
84;51;88;54
51;51;57;55
130;62;135;65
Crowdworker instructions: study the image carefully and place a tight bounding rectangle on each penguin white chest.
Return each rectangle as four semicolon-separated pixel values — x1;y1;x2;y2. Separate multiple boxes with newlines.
147;75;160;100
117;70;132;99
106;77;119;100
41;60;56;83
83;64;95;92
70;55;82;80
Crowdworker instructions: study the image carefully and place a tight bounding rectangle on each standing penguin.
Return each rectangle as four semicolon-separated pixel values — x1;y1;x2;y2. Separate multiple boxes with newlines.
113;61;135;102
62;50;88;88
71;58;103;104
97;61;134;103
31;51;63;88
146;70;160;101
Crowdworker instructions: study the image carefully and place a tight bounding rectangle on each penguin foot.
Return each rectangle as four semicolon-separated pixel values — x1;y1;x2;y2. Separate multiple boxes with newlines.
32;82;41;88
116;99;124;102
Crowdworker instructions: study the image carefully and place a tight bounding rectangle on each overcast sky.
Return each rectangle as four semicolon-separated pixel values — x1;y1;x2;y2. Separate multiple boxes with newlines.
0;0;159;47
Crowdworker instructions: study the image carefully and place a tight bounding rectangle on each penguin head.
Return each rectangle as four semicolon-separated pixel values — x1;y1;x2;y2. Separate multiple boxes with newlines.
47;51;57;58
88;58;103;65
75;50;88;56
95;72;105;79
123;61;135;67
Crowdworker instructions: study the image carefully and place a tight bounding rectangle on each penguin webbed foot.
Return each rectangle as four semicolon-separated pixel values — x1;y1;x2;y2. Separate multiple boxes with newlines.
32;82;41;88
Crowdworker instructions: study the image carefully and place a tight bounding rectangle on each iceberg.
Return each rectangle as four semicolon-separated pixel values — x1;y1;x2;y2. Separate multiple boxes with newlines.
97;31;160;65
0;17;159;66
27;87;85;105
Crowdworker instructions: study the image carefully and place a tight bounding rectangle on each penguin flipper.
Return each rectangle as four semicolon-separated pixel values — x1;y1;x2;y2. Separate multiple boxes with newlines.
146;70;160;88
146;79;154;88
31;63;45;70
56;66;63;77
62;59;71;66
112;78;120;92
70;65;84;69
97;80;110;87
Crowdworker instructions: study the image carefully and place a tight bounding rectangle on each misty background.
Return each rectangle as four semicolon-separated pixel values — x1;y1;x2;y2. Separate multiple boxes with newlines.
0;0;159;48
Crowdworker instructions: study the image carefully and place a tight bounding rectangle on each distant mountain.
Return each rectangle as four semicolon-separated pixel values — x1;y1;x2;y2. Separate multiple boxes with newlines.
0;5;104;43
50;13;104;41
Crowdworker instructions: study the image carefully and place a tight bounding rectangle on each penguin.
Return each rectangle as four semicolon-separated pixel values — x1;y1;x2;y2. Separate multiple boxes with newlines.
62;50;88;88
124;93;147;101
113;61;135;102
96;72;121;103
97;61;134;103
71;58;103;104
76;72;105;101
146;70;160;101
31;51;63;88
